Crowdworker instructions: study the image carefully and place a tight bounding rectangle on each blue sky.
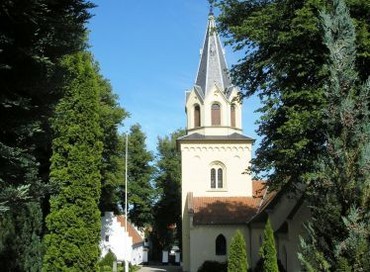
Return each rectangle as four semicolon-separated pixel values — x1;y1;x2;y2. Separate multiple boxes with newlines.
88;0;261;153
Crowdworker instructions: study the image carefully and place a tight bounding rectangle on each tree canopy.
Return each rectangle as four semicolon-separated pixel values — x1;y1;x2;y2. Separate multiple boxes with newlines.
125;124;154;228
298;0;370;270
151;129;185;257
42;52;103;271
214;0;370;190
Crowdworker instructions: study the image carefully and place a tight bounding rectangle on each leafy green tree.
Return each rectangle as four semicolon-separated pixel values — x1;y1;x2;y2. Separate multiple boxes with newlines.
42;52;103;271
228;230;248;272
214;0;370;191
96;71;128;213
0;1;94;270
151;129;185;257
258;219;278;272
125;124;154;228
298;0;370;270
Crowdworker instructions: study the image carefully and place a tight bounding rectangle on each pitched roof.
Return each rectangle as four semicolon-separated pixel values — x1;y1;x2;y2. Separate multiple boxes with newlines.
189;180;266;225
195;12;231;97
117;215;144;245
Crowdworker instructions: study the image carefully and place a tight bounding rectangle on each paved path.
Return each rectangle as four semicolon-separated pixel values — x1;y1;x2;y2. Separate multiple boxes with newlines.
137;265;182;272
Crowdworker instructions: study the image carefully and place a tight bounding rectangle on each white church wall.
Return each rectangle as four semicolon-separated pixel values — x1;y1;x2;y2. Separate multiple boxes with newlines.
181;141;253;210
189;225;249;272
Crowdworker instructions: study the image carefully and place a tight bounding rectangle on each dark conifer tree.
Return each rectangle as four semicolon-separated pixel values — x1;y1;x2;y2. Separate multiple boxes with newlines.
0;1;94;270
298;0;370;270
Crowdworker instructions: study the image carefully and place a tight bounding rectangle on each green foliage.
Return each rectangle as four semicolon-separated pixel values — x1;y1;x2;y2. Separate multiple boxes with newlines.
259;219;278;272
0;202;43;272
0;0;94;270
98;250;117;268
299;0;370;270
214;0;370;191
198;260;227;272
228;230;248;272
125;124;154;228
96;68;128;213
42;52;103;271
151;129;185;257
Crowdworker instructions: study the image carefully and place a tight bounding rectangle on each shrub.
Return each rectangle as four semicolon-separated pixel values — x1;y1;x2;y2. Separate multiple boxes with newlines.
228;230;248;272
198;260;227;272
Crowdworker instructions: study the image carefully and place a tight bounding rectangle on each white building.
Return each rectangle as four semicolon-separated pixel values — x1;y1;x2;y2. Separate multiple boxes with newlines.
100;212;147;266
178;10;310;272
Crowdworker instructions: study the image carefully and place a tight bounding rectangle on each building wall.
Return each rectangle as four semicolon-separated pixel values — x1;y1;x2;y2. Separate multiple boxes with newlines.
180;141;253;212
189;224;249;272
100;212;132;262
185;85;242;134
100;212;145;265
249;197;311;272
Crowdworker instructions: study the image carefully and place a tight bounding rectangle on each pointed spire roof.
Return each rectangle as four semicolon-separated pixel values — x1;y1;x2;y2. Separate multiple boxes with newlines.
195;10;231;97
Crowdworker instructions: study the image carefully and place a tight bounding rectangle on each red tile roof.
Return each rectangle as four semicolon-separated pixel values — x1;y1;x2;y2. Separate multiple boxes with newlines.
117;216;144;245
191;196;261;225
189;180;267;225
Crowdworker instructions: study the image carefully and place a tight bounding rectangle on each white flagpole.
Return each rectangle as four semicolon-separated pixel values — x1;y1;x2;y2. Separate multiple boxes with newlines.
125;133;129;272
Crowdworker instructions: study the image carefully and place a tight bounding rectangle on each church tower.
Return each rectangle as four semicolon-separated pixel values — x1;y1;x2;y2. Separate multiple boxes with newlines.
178;10;256;272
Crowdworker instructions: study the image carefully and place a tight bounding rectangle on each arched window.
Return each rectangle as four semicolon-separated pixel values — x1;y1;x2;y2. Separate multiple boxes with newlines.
216;234;226;255
211;103;221;125
210;163;224;189
230;104;236;127
194;105;201;127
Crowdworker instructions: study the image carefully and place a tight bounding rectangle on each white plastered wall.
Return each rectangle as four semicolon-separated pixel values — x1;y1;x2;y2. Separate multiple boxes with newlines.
189;225;250;272
181;141;253;212
185;85;242;135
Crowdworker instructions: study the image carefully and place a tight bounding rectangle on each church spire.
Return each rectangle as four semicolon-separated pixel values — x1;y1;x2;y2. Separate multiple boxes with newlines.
195;8;231;96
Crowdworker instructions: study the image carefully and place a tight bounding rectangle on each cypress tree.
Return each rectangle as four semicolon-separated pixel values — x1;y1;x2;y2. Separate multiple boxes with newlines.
228;230;248;272
42;52;103;271
259;219;278;272
299;0;370;270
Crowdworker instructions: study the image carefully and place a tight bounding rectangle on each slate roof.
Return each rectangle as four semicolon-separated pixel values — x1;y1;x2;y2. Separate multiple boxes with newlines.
178;133;254;142
117;215;144;245
189;180;266;225
195;13;231;97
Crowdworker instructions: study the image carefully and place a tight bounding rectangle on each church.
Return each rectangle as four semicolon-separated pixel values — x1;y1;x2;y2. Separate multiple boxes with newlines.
177;10;310;272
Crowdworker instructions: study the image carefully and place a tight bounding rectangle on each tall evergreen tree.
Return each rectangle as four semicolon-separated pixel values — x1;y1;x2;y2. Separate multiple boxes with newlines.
42;52;103;271
258;219;278;272
298;0;370;270
125;124;154;228
228;230;248;272
151;129;185;257
214;0;370;191
0;1;94;270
